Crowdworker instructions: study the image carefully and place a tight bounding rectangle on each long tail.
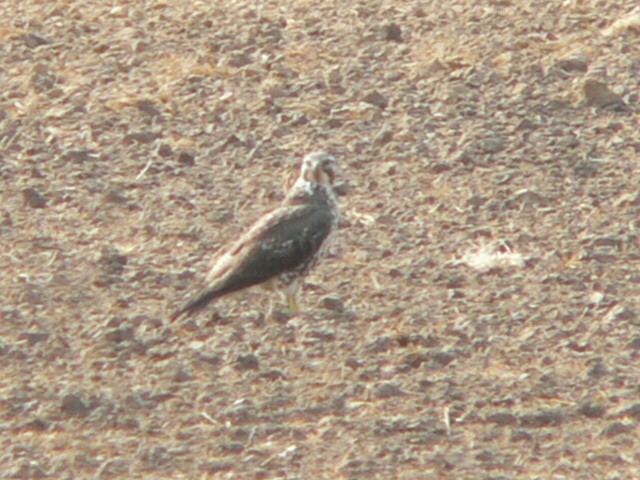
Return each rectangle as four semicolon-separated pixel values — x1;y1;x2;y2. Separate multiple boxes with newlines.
170;287;223;322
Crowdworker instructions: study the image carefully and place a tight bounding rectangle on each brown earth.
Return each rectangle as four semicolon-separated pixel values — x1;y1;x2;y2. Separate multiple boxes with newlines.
2;0;640;478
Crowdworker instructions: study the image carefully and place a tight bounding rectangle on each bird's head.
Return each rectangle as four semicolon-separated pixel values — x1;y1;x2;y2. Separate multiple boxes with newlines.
300;151;339;185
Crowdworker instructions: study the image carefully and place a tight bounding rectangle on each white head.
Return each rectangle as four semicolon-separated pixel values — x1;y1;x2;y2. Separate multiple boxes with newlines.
299;151;339;186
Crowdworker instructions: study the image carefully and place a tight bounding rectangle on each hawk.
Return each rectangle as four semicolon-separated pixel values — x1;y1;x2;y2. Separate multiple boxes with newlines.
170;151;340;322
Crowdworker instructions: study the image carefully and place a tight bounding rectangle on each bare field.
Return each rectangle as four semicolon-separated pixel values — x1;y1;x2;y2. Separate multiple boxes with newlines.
2;0;640;478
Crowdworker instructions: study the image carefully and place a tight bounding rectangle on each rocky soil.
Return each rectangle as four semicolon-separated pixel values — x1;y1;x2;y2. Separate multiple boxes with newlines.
1;0;640;478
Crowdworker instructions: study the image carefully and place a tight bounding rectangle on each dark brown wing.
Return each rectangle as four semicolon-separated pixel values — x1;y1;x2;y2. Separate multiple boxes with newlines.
170;203;334;321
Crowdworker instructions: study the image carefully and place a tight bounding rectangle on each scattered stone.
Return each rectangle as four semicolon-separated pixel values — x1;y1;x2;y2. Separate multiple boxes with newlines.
601;421;632;438
226;53;253;68
431;351;455;367
519;409;564;427
376;214;398;226
99;248;128;275
555;55;589;73
366;336;394;353
178;151;196;166
319;295;344;312
157;143;173;158
18;331;49;346
198;461;235;474
374;382;404;399
62;149;97;163
136;99;162;117
363;90;389;109
172;365;192;382
103;188;128;204
486;412;517;426
61;393;92;417
20;417;50;432
305;330;337;342
583;79;624;108
400;352;429;369
23;188;47;208
477;135;506;154
105;326;135;343
511;430;533;442
123;131;162;144
23;32;49;48
259;369;286;380
384;23;403;42
235;353;259;371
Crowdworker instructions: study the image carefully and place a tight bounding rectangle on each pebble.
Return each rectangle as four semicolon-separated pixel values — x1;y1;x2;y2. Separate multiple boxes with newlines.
23;188;47;208
363;90;389;110
583;79;623;108
236;353;259;371
61;393;91;417
385;23;403;42
319;295;345;312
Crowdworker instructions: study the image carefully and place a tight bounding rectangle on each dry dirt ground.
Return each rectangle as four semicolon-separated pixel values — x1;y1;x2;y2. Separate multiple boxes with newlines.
2;0;640;478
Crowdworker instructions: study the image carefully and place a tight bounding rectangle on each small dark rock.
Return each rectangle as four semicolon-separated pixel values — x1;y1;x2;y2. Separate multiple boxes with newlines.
587;361;609;379
227;53;253;68
259;369;286;380
136;100;162;117
578;403;607;419
123;131;162;145
374;382;404;399
432;351;455;367
333;182;350;196
99;249;128;275
601;421;632;438
486;412;517;426
319;295;344;312
429;162;452;173
363;90;389;110
510;430;533;442
20;417;50;432
62;149;97;163
376;214;398;226
385;23;403;42
105;327;135;343
366;336;394;353
583;79;624;108
519;409;564;428
178;152;196;166
172;366;192;382
236;353;259;371
23;188;47;208
305;330;337;342
199;461;235;474
400;352;429;369
61;393;92;417
475;450;494;462
23;33;49;48
103;188;128;204
556;55;589;73
18;331;49;346
157;143;174;158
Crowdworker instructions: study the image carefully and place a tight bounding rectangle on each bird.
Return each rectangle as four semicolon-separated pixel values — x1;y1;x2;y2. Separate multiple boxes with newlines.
170;151;340;322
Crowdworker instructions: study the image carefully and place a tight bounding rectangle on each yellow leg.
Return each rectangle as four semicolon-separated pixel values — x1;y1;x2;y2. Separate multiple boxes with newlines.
287;293;299;314
285;282;300;314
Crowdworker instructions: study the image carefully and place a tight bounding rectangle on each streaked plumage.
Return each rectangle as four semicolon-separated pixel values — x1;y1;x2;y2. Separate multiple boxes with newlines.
170;151;340;322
